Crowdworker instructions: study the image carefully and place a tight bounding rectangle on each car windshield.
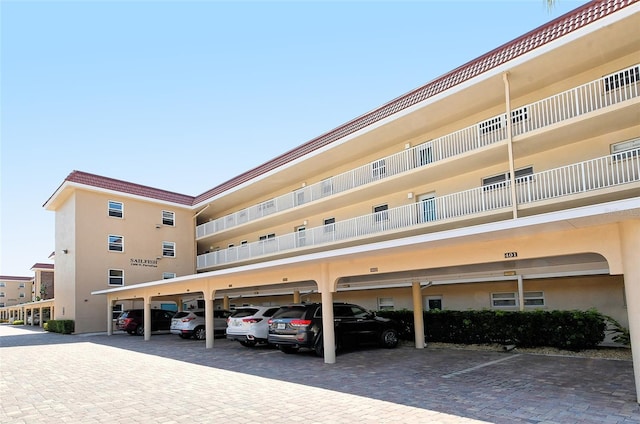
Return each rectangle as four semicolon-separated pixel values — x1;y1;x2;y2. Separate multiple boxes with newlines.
173;312;190;319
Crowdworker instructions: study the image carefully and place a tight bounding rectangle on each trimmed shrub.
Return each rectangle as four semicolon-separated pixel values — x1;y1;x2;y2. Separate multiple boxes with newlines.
377;308;606;351
45;320;74;334
12;320;25;325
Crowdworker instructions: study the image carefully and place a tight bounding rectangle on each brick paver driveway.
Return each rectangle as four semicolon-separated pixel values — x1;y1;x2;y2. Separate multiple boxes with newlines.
1;325;638;423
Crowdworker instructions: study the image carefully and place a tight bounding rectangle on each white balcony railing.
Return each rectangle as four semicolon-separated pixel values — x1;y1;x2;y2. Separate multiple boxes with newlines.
196;64;640;239
196;148;640;270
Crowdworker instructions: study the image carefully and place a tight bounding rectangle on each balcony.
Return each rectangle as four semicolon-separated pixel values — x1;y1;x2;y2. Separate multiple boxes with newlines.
196;148;640;270
196;64;639;240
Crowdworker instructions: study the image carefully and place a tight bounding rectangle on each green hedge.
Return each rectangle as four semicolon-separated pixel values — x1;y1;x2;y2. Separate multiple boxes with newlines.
377;309;606;351
45;320;75;334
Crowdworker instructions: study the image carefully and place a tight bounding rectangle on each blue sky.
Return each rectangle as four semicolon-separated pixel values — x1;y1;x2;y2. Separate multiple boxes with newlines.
0;0;587;276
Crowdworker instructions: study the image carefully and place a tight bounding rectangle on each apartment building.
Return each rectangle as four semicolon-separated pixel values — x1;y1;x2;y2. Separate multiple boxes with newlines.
0;275;31;319
2;0;637;399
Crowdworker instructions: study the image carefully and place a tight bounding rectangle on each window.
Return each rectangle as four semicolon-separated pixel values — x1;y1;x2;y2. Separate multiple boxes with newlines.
378;297;394;311
0;303;4;308
162;241;176;257
425;296;442;311
240;240;248;246
511;107;528;123
259;234;275;242
162;272;176;279
108;235;124;252
611;138;640;160
372;159;386;179
258;199;275;213
492;291;545;308
483;166;533;189
0;292;5;297
112;304;123;320
19;293;25;298
416;143;433;166
162;210;175;226
604;66;639;92
479;116;502;135
295;226;306;247
373;204;388;222
323;217;335;232
18;283;25;288
294;189;306;206
108;269;124;286
108;201;123;218
0;282;5;287
321;178;333;196
228;244;234;249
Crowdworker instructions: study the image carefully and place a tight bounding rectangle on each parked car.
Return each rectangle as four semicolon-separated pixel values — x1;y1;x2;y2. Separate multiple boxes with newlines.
27;313;39;325
226;306;281;347
116;309;175;336
267;302;399;356
170;309;231;340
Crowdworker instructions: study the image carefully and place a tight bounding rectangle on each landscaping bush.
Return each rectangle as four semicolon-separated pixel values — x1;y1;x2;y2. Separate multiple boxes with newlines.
377;308;606;351
45;320;74;334
12;320;24;325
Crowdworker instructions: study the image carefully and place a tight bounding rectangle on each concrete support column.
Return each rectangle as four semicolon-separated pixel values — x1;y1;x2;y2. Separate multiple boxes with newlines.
144;297;151;341
412;282;425;348
517;275;524;312
319;264;336;364
204;290;215;349
107;299;113;336
38;307;43;328
620;220;640;404
223;295;230;311
293;290;300;303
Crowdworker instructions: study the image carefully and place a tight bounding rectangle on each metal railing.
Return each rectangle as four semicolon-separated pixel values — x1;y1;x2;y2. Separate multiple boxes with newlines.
196;148;640;270
196;64;640;239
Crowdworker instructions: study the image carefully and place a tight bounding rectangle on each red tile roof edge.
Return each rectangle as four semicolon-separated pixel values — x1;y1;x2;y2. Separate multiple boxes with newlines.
193;0;636;204
62;170;195;206
31;263;54;270
0;276;33;281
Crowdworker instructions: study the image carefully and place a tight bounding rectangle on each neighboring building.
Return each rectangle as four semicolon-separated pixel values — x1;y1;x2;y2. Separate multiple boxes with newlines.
31;263;55;301
5;0;640;400
0;276;33;321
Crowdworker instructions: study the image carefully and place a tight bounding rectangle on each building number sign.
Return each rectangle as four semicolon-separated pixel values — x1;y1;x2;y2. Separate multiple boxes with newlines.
504;252;518;258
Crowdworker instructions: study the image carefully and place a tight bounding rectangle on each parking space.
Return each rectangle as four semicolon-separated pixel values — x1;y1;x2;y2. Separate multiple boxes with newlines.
1;325;639;423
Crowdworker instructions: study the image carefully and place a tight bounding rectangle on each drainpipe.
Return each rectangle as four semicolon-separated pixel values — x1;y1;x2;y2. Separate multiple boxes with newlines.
503;72;518;219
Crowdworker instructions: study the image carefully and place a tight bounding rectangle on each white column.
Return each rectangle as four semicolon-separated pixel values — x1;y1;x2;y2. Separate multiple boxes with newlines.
517;275;524;312
620;220;640;404
144;298;151;341
205;290;215;349
107;299;113;336
412;281;425;349
320;289;335;364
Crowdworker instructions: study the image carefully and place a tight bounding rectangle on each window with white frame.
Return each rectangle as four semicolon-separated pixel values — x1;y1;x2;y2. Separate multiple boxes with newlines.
108;200;123;218
0;282;5;287
18;283;25;288
162;272;176;279
378;297;394;311
321;178;333;196
491;291;545;308
259;234;275;243
0;292;5;297
19;293;25;298
108;235;124;252
604;65;639;92
416;143;433;166
258;199;275;213
373;204;389;222
162;241;176;257
108;269;124;286
0;303;5;307
371;159;386;179
482;166;533;189
162;210;175;226
611;138;640;160
323;217;335;232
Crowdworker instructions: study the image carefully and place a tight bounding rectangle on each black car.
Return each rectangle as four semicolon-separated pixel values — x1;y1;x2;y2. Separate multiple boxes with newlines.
116;309;175;336
267;302;399;356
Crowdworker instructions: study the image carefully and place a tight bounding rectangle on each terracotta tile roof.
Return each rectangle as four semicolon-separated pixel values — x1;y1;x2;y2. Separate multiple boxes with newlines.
31;263;54;270
51;0;637;206
193;0;637;204
0;276;33;281
63;170;195;206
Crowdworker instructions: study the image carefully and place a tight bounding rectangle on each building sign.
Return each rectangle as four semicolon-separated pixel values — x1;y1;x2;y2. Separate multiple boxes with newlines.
504;252;518;258
130;258;159;268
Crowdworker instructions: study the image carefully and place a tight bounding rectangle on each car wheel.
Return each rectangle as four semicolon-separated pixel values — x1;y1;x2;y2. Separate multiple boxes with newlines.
279;345;299;354
179;333;190;339
240;340;257;347
193;326;206;340
135;325;145;336
127;330;135;335
380;328;399;348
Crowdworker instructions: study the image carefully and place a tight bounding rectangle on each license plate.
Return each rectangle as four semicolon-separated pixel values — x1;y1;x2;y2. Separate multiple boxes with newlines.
277;323;285;330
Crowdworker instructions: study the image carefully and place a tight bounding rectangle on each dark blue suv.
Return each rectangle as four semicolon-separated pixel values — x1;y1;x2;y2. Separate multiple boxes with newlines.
267;302;399;356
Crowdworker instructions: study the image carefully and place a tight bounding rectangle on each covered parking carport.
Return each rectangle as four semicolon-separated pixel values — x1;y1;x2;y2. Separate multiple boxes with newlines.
93;200;640;403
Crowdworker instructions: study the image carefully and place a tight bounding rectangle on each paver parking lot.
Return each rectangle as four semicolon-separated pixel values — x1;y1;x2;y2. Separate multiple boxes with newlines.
1;325;639;424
